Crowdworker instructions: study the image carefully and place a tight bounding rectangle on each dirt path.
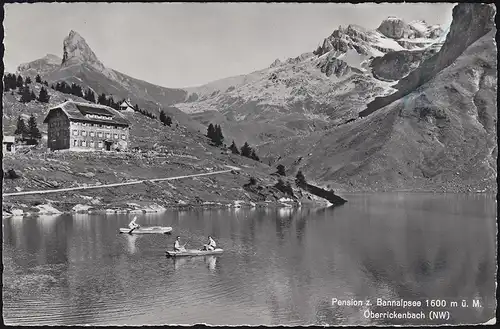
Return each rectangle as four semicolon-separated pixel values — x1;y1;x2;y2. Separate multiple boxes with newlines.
3;165;241;197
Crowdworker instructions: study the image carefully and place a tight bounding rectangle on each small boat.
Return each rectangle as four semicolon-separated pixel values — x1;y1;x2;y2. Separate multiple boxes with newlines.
165;248;224;257
119;226;172;234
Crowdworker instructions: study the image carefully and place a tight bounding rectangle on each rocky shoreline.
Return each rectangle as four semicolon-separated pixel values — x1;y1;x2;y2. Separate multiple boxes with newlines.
1;197;324;218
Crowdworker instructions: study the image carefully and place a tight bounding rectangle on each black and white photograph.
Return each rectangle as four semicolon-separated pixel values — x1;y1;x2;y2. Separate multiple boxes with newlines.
2;1;497;326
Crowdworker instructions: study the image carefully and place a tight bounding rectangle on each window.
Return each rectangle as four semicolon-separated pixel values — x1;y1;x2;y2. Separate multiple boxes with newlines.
86;141;90;147
73;130;78;136
81;131;87;136
80;140;84;146
90;131;95;137
114;133;118;139
98;132;103;138
105;133;110;139
90;141;95;148
98;142;103;148
121;134;126;140
73;140;77;146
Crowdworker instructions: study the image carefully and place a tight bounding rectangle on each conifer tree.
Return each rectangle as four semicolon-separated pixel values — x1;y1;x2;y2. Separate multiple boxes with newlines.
213;124;224;147
240;142;252;158
30;89;36;101
295;170;307;187
229;140;240;154
277;164;286;176
165;116;172;127
43;81;49;86
14;116;28;140
20;85;32;103
25;76;32;84
26;114;41;145
134;104;139;112
16;75;24;88
159;110;167;125
207;123;215;140
38;86;50;103
35;74;42;83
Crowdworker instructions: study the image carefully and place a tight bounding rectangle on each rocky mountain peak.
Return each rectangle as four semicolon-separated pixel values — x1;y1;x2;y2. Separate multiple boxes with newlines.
62;30;105;71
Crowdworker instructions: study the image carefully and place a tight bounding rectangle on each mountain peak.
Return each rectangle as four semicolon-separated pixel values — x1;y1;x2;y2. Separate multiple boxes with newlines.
62;30;105;71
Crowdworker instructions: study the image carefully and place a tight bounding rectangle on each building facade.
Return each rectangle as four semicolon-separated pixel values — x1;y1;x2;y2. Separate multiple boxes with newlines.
43;100;131;151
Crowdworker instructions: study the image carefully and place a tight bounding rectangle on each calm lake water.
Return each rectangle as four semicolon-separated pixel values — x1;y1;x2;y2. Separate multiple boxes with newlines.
2;193;496;325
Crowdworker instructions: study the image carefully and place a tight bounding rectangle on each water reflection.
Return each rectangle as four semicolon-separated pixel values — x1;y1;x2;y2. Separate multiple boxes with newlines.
172;255;218;272
126;234;138;254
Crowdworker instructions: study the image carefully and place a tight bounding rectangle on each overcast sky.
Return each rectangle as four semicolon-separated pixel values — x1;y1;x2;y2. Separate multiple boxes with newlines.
4;3;455;88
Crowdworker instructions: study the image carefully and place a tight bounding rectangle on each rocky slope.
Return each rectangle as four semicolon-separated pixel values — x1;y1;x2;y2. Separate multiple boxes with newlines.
173;20;444;146
258;3;497;193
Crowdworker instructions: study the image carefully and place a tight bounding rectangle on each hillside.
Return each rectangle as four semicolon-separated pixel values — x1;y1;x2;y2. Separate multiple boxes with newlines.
257;3;497;193
3;85;338;215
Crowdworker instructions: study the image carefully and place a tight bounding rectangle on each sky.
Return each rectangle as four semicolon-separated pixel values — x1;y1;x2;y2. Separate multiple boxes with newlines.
4;3;455;88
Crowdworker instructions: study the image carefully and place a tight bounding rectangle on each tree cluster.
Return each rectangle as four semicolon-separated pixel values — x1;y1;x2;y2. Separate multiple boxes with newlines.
207;123;224;147
4;73;49;92
14;114;41;145
83;88;96;103
240;141;260;161
54;81;84;98
19;85;37;103
4;73;22;91
159;110;173;126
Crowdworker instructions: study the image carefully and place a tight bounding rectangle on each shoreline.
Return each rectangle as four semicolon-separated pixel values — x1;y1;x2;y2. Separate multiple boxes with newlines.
1;199;317;218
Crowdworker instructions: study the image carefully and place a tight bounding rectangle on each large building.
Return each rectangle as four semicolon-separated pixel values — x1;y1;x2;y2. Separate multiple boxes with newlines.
43;100;131;151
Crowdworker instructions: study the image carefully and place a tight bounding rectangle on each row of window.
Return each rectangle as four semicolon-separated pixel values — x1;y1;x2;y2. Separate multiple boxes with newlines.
73;140;104;148
72;130;127;140
86;114;112;120
72;122;127;130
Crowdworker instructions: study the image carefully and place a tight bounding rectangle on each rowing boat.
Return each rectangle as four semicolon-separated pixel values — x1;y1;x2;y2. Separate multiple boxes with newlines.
165;248;224;257
119;226;172;234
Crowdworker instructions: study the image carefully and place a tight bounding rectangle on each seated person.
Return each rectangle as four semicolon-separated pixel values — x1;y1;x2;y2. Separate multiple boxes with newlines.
128;216;140;230
201;236;217;251
174;236;186;252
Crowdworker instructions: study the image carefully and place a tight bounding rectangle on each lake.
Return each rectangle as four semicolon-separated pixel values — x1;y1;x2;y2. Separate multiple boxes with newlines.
2;193;496;325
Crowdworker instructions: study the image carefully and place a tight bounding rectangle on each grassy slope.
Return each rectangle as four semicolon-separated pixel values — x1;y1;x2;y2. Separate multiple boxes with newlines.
2;85;321;213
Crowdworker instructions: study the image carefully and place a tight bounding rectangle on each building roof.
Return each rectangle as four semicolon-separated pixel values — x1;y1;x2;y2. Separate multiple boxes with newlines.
3;136;15;143
120;99;134;108
43;101;130;126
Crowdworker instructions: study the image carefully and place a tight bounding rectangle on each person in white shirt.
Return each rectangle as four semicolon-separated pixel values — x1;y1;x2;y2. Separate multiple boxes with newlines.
174;236;186;252
128;216;140;231
202;236;217;251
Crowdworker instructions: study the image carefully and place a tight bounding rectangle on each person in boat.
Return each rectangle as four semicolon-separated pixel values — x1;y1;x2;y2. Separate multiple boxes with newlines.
201;236;217;251
128;216;140;230
174;236;186;252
